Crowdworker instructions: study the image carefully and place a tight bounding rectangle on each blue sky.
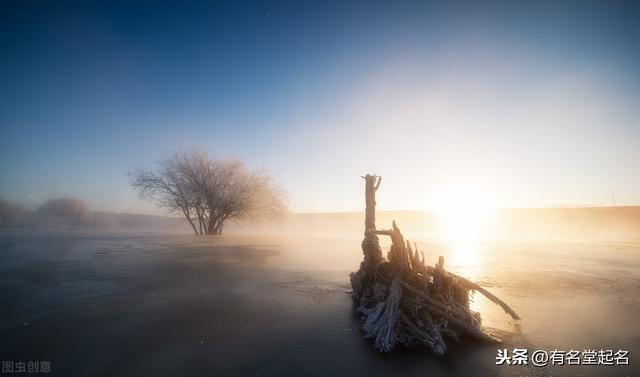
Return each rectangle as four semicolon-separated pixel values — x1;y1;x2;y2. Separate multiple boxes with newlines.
1;0;639;213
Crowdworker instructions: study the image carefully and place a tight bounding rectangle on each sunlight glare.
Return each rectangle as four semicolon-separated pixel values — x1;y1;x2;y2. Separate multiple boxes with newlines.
430;184;495;281
431;184;495;241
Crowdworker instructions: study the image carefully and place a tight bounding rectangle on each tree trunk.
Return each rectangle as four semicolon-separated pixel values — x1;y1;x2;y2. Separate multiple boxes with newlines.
182;207;199;235
364;174;381;233
204;213;225;235
207;214;216;235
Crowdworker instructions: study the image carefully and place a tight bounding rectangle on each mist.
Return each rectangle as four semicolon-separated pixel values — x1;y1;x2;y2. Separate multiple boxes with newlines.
224;207;639;243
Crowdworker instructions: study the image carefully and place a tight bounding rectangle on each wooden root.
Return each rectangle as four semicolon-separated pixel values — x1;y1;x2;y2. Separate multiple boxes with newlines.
350;174;520;353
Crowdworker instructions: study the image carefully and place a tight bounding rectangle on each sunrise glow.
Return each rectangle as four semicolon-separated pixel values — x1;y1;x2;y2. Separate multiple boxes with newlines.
431;185;495;239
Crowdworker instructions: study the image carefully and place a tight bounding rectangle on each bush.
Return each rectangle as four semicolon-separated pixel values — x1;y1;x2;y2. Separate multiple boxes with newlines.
38;198;92;226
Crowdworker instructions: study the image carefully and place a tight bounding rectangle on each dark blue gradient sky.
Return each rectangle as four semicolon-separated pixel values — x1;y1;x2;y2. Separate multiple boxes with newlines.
1;1;639;212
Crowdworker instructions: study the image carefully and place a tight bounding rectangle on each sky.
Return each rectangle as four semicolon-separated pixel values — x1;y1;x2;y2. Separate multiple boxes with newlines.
1;0;639;214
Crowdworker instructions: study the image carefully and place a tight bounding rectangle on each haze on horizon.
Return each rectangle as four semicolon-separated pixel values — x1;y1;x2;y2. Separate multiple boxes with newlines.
1;1;639;215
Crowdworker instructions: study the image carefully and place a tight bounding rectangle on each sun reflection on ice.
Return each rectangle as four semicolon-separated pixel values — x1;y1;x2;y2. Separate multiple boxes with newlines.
448;239;483;281
446;239;496;320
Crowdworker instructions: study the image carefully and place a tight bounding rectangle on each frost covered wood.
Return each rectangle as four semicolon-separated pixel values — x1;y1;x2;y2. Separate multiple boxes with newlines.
350;174;520;353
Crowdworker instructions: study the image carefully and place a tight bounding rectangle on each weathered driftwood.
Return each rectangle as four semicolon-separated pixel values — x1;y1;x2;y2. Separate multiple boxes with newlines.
350;174;519;353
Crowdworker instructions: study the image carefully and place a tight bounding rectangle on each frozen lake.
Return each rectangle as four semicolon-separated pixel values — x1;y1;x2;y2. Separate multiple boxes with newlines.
0;231;638;376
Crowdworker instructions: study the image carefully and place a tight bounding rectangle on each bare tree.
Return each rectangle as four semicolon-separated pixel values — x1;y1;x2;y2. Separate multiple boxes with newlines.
38;197;92;226
129;150;286;235
128;154;200;234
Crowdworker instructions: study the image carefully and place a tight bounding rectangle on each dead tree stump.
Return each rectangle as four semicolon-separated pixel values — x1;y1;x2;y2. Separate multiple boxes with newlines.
350;174;520;353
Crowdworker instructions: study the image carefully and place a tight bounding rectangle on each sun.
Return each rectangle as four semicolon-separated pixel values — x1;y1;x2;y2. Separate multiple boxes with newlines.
430;185;495;242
